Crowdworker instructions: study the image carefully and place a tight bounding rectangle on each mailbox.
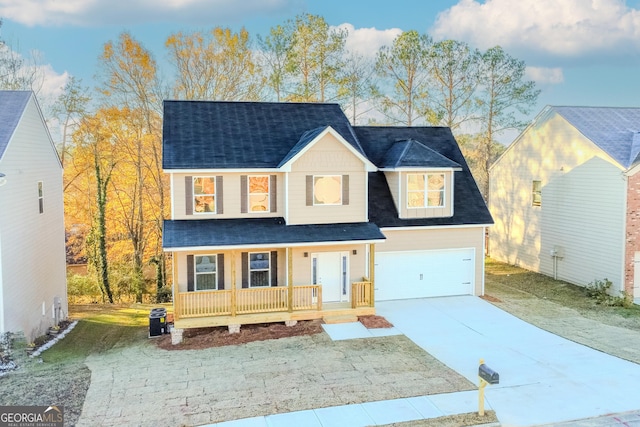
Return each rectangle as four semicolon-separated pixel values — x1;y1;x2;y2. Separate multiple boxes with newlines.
478;363;499;385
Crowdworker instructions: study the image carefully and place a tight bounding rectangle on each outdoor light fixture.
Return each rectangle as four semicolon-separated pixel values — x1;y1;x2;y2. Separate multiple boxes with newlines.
0;173;6;187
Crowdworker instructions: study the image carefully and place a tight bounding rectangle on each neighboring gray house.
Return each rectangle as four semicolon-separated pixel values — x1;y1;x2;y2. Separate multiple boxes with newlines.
0;91;67;341
490;106;640;302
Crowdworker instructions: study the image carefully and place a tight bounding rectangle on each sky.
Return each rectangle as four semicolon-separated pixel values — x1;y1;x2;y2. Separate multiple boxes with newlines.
3;0;640;141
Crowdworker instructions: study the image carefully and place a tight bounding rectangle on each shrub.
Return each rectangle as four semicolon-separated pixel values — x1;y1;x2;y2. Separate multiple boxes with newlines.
586;278;632;307
155;286;172;303
67;273;101;303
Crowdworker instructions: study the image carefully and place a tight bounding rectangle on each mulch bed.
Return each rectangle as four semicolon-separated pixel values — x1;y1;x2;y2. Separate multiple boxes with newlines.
156;315;394;350
156;319;324;350
480;294;502;303
359;315;394;328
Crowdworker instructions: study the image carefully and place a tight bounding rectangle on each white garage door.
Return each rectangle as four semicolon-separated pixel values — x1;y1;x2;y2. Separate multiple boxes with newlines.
375;248;475;301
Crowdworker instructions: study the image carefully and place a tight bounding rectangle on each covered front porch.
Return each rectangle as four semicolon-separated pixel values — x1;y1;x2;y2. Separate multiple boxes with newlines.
163;218;385;341
173;280;375;329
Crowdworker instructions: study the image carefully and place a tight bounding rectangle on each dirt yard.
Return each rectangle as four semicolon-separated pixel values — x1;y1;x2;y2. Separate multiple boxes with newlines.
156;315;393;350
4;260;640;426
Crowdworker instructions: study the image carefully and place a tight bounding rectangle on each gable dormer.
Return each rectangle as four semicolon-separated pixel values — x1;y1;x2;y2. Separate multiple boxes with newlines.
281;126;376;225
377;138;461;219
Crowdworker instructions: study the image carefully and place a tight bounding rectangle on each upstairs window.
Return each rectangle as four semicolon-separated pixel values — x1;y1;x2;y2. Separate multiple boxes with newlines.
532;180;542;207
193;177;216;214
37;181;44;214
314;175;342;205
248;176;270;212
306;175;349;206
407;173;445;208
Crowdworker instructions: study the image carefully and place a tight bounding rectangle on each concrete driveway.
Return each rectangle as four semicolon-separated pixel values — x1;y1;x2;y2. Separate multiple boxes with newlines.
376;296;640;426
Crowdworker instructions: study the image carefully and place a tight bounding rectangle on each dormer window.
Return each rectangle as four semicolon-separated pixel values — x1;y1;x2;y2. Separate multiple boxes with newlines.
407;173;445;208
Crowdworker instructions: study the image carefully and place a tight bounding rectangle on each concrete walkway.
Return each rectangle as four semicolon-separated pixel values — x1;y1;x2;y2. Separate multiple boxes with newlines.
207;296;640;427
207;390;494;427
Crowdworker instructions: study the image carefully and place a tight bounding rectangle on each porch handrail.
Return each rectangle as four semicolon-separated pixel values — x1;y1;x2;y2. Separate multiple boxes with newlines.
352;281;373;308
178;290;232;318
176;285;322;318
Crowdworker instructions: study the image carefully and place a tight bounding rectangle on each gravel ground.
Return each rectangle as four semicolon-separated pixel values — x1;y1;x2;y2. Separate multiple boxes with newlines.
77;332;475;426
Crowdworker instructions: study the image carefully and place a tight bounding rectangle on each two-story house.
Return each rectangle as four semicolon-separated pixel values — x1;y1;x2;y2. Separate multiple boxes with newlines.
0;91;68;342
162;101;492;344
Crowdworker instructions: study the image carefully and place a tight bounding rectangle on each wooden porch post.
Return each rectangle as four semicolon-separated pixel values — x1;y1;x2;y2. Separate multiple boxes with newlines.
231;251;237;317
288;247;293;312
173;253;180;320
369;244;375;306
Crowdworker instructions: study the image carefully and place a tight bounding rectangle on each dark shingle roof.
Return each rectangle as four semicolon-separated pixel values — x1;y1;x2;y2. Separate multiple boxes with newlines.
553;106;640;169
379;139;461;169
278;126;327;167
354;126;493;227
162;101;364;169
163;218;385;248
0;91;31;159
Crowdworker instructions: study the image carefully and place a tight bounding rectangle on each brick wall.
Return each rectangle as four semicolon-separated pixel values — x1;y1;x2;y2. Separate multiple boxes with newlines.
624;172;640;295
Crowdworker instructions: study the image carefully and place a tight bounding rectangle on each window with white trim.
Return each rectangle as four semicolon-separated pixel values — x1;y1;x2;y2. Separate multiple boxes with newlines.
249;252;270;287
37;181;44;214
313;175;342;205
532;180;542;207
193;177;216;213
248;176;270;212
407;173;445;208
195;255;217;290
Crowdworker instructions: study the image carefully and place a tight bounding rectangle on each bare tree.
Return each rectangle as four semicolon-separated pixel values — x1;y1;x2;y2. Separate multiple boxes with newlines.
373;30;432;126
51;76;90;166
427;40;481;131
339;52;376;125
476;46;540;198
284;14;347;102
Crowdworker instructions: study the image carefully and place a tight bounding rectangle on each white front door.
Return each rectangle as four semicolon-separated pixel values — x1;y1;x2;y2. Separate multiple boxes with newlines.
312;252;349;303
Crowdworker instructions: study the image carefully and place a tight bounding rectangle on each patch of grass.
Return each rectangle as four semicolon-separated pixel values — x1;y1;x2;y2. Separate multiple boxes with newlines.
1;304;162;425
485;258;640;326
42;304;160;364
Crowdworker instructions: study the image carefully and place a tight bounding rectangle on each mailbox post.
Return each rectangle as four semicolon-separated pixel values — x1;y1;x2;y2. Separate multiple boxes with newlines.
478;359;499;416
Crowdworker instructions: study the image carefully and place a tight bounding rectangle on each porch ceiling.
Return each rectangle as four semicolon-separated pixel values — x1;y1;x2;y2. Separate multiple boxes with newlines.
163;217;385;250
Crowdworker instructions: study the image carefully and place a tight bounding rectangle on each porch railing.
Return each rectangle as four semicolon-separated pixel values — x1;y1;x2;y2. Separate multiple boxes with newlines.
176;285;322;319
352;281;373;308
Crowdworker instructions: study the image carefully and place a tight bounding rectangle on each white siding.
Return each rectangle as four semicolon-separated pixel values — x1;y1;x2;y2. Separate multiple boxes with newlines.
288;133;368;225
489;110;625;291
0;95;67;340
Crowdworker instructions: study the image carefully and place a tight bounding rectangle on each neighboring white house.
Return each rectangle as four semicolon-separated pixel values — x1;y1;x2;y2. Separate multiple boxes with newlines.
489;106;640;302
0;91;67;341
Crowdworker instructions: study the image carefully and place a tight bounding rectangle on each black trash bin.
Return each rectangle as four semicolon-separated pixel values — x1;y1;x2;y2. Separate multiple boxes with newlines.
149;308;167;337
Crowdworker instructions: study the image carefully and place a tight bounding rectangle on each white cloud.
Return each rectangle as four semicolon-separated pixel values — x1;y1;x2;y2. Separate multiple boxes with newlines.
0;0;299;27
526;67;564;85
335;23;402;58
38;66;69;99
431;0;640;59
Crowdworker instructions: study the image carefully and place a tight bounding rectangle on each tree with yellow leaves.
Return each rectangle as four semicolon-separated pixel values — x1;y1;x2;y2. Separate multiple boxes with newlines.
166;27;263;101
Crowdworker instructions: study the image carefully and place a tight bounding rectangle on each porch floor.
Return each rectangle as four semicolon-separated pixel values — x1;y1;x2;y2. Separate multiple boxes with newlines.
173;303;375;329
